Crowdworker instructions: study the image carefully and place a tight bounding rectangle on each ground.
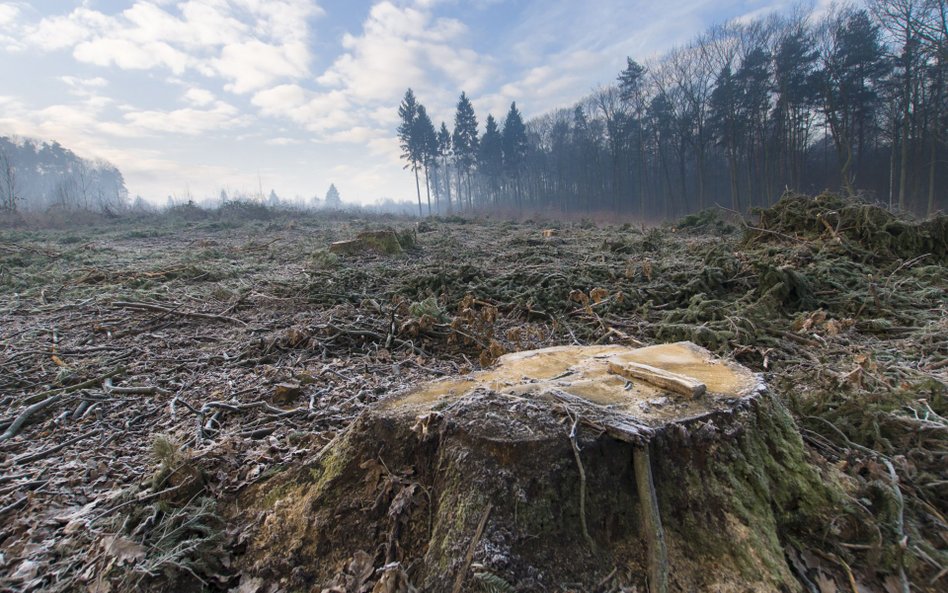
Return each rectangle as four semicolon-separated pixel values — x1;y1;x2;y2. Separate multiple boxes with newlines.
0;195;944;592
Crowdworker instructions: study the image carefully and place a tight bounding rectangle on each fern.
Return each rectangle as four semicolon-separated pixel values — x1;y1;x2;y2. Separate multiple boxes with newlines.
475;571;515;593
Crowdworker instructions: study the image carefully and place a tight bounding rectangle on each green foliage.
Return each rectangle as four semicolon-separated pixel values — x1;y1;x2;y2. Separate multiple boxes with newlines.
475;571;515;593
310;248;340;270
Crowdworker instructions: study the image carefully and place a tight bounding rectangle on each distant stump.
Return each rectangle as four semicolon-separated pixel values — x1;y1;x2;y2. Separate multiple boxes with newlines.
238;342;838;592
329;229;407;256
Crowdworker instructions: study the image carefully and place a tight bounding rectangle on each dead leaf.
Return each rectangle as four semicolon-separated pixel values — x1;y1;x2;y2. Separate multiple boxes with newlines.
371;563;412;593
87;575;112;593
273;381;302;404
11;559;39;581
590;287;609;303
388;484;419;518
233;575;264;593
100;535;146;565
347;550;375;592
815;572;837;593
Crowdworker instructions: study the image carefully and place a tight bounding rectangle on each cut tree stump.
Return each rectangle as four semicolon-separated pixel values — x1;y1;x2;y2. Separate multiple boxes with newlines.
329;229;405;255
236;342;840;593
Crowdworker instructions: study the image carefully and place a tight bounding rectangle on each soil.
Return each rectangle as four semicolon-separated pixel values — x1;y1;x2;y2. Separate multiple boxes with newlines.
0;196;944;593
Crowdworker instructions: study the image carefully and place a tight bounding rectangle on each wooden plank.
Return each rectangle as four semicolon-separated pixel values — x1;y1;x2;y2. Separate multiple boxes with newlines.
607;361;706;398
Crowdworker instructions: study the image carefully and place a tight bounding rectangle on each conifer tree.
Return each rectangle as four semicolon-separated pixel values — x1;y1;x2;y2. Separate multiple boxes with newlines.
437;122;453;212
452;92;479;209
325;183;341;208
502;102;528;209
414;105;438;216
479;115;503;205
397;88;423;215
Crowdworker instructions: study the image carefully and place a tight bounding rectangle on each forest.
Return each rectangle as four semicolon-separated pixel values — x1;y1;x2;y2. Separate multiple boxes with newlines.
0;136;128;214
397;1;947;218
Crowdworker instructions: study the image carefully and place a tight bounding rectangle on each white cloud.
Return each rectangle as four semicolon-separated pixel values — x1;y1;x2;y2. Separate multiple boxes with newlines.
327;126;386;144
123;101;244;135
74;37;193;73
252;85;355;132
0;3;18;26
251;84;307;112
61;76;109;91
214;39;310;93
184;87;215;107
265;137;302;146
317;1;493;104
19;1;321;93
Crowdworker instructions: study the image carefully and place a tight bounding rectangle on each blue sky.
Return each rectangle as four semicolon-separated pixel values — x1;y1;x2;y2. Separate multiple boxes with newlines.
0;0;826;204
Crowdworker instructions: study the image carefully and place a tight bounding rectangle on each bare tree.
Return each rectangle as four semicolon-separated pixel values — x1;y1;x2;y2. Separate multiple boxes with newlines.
0;147;16;212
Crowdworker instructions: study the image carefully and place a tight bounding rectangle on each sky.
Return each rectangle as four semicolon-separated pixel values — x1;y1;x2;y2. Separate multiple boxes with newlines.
0;0;829;205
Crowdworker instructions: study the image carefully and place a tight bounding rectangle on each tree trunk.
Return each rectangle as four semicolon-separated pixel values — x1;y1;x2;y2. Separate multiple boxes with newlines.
423;161;432;216
414;166;422;217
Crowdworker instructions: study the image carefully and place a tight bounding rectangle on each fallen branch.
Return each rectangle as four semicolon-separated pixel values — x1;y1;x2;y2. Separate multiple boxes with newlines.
633;445;667;593
0;393;66;442
103;377;171;396
113;300;247;326
568;411;596;552
20;367;125;406
13;428;102;465
451;503;493;593
0;496;27;519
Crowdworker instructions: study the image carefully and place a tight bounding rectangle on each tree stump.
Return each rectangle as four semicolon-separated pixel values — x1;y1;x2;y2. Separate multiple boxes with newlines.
329;230;406;255
238;342;838;592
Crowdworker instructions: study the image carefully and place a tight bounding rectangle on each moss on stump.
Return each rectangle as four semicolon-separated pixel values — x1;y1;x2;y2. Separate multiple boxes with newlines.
235;343;844;592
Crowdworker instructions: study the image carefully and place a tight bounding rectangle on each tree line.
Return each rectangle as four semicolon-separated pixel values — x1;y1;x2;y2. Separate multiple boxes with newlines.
0;136;128;213
397;0;946;218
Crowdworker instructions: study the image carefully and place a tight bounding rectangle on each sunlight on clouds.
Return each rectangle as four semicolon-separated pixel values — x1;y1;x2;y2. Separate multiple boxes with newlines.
183;87;215;106
21;1;320;93
0;3;17;25
75;38;193;73
264;137;303;146
214;39;310;93
123;102;245;135
253;85;355;133
251;84;308;112
317;1;493;104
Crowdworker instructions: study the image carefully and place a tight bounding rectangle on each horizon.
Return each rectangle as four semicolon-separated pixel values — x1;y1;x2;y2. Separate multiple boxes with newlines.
0;0;832;205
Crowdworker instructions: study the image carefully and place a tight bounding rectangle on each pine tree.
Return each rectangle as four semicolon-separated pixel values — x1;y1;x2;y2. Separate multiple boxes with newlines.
325;183;341;208
478;114;503;205
437;122;453;213
502;102;528;209
452;92;479;209
397;88;423;216
414;105;438;216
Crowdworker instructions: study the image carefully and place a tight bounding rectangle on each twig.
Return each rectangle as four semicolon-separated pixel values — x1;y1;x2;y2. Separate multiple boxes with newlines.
451;503;492;593
633;445;667;593
113;300;247;326
13;428;101;465
567;411;595;552
20;367;125;406
0;496;28;519
883;458;910;593
103;378;171;396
